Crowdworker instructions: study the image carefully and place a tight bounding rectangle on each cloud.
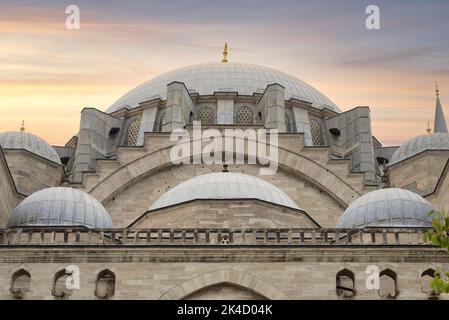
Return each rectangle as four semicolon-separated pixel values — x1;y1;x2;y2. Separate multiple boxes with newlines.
337;46;437;68
1;0;449;145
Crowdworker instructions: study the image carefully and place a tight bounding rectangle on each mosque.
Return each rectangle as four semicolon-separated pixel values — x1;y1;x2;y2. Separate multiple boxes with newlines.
0;44;448;300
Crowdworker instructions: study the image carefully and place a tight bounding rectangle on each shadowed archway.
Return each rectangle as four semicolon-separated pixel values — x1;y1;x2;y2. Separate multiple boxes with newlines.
159;269;289;300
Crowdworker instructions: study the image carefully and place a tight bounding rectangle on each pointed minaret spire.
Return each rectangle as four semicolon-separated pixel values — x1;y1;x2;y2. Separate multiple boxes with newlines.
434;82;448;133
221;42;229;63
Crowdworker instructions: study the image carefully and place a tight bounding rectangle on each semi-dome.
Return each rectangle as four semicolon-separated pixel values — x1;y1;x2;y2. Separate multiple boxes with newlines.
106;62;340;114
8;187;113;228
0;131;61;165
149;172;300;211
336;188;433;228
389;133;449;166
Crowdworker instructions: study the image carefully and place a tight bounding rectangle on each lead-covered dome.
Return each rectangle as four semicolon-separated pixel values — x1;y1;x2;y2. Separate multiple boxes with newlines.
8;187;113;228
389;133;449;166
0;131;61;164
336;188;433;228
149;172;300;211
107;62;340;113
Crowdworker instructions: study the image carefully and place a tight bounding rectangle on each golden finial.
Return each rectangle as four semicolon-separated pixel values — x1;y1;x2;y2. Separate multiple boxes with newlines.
436;81;439;96
426;121;432;134
221;42;228;63
20;120;25;132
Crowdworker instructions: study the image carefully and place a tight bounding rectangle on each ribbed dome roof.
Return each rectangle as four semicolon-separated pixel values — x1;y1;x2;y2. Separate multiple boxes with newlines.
149;172;300;211
336;188;433;228
8;187;113;228
389;133;449;166
0;131;61;164
107;62;340;114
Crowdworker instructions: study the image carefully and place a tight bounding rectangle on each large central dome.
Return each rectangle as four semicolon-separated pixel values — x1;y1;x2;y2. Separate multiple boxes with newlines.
106;62;340;114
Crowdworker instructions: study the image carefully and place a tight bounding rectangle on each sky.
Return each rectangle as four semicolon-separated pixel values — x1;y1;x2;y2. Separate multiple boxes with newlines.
1;0;449;146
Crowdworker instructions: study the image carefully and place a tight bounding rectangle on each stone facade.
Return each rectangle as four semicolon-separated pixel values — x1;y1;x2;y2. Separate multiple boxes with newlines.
0;245;447;300
101;162;345;228
131;200;319;229
1;60;449;300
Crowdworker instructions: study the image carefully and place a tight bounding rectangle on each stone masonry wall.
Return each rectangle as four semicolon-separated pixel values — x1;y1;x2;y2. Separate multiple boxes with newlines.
3;150;63;196
103;163;344;228
132;200;318;229
0;247;447;300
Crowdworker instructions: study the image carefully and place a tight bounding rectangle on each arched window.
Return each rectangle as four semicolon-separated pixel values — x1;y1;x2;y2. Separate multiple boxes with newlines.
126;118;141;146
421;269;439;299
158;112;166;132
189;111;194;124
378;269;398;299
336;269;355;298
10;269;31;299
199;107;215;125
95;269;115;299
236;106;253;125
310;118;324;145
52;269;73;299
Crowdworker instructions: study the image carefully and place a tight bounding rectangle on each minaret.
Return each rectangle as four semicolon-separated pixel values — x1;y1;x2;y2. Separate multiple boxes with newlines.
221;42;229;63
434;82;448;133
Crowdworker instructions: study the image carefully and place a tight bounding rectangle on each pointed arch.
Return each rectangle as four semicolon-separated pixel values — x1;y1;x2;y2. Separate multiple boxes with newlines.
420;268;439;299
159;269;288;300
95;269;116;299
378;268;398;299
52;269;73;299
87;139;360;207
336;268;355;298
10;268;31;299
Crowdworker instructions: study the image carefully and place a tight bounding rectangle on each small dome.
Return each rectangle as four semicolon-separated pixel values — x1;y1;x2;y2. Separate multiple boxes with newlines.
107;62;340;114
150;172;300;211
336;188;433;228
0;131;61;164
389;133;449;166
8;187;113;228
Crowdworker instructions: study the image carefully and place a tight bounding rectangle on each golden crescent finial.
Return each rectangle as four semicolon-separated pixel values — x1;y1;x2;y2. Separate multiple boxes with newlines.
426;121;432;134
222;42;228;63
20;120;25;132
436;81;439;96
